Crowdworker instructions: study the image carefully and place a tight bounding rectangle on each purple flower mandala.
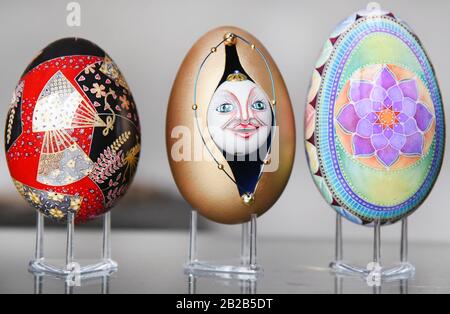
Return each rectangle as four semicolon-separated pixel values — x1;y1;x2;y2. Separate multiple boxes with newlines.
336;66;434;168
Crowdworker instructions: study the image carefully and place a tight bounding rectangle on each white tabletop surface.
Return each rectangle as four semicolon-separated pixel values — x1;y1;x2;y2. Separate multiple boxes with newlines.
0;227;449;294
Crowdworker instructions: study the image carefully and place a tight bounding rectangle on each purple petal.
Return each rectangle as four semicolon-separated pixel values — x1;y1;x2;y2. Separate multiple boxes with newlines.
384;127;393;139
373;124;383;134
414;103;433;132
371;86;387;102
356;119;373;138
371;133;388;150
403;119;418;136
401;132;424;155
388;86;403;102
353;135;375;156
337;104;360;133
390;133;406;150
392;101;402;112
377;145;400;167
384;97;393;108
393;123;404;134
397;113;409;123
366;112;378;123
402;98;417;117
376;67;397;90
350;81;373;102
354;99;373;118
372;102;384;112
399;79;418;101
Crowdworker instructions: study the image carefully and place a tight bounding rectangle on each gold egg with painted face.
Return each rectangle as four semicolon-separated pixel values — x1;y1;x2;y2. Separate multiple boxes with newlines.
166;27;296;224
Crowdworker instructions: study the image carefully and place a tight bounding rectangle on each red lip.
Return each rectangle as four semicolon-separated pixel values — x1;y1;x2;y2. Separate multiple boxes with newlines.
229;123;259;139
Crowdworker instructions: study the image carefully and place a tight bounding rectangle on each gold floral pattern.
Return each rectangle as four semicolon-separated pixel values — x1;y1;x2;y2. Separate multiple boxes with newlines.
124;142;141;175
29;191;41;205
69;197;82;212
99;55;129;89
49;208;65;219
84;63;96;74
90;83;106;98
119;95;130;110
110;131;131;152
13;179;83;222
47;191;65;202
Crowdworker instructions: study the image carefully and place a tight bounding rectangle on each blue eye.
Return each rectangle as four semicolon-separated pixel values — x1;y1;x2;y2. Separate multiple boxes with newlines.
216;103;234;113
251;101;266;111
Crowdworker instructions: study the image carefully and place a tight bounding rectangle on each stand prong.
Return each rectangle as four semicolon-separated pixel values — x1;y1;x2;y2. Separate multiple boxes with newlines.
334;276;343;294
188;274;196;294
373;220;381;264
66;212;75;267
400;218;408;263
35;212;44;260
373;285;382;294
249;214;258;270
101;275;110;294
65;281;74;294
241;221;250;266
189;210;198;264
250;279;257;294
240;279;257;294
335;213;343;262
400;279;408;294
34;275;43;294
102;212;112;261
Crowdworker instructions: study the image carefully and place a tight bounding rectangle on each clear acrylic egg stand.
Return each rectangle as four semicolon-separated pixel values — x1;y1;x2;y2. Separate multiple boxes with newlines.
330;213;415;285
29;210;118;284
184;210;262;280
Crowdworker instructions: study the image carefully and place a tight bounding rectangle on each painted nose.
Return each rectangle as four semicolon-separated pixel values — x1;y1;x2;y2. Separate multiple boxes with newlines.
240;105;250;122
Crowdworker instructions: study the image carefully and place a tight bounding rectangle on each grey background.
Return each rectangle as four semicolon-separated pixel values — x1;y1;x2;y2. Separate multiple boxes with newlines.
0;0;449;241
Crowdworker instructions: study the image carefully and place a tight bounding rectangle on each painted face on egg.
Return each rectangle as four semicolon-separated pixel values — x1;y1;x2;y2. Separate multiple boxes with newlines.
207;75;272;156
4;38;141;223
202;41;275;205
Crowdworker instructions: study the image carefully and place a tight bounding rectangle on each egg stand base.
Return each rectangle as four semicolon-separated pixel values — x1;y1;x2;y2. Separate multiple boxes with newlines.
28;211;118;287
330;213;415;287
184;210;262;282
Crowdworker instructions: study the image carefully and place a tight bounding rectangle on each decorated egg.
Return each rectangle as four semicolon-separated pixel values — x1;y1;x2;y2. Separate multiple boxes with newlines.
4;38;141;223
166;27;295;224
305;5;445;226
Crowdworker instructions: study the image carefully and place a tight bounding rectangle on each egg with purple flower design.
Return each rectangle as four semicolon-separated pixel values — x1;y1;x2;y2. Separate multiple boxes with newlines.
305;6;444;226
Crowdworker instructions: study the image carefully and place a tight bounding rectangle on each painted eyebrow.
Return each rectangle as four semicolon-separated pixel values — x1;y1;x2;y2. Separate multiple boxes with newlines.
214;89;241;107
247;87;269;108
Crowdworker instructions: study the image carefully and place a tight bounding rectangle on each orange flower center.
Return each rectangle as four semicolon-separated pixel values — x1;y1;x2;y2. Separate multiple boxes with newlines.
377;109;399;129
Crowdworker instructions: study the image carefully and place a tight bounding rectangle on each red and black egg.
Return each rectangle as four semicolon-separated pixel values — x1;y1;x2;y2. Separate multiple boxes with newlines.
4;38;141;223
